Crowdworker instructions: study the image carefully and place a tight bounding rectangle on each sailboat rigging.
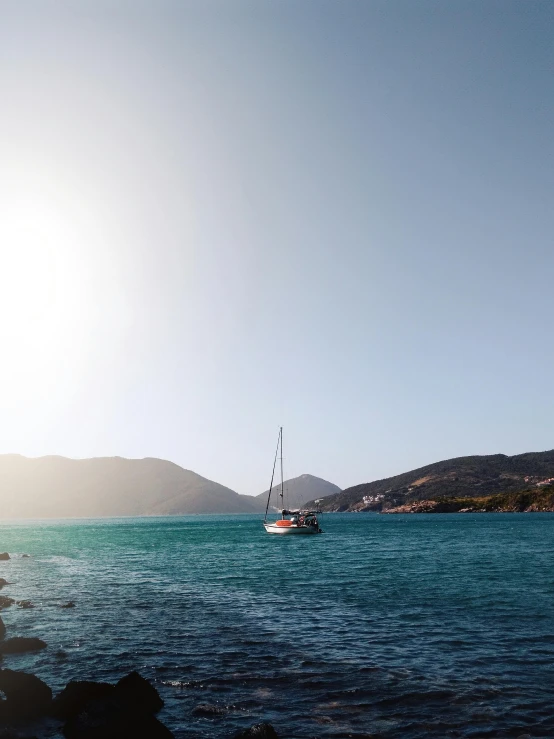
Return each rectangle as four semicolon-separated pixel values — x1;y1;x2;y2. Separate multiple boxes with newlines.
263;427;323;535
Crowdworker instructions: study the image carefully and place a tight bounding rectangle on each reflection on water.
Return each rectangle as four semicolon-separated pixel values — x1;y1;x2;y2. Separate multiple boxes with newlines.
0;512;553;737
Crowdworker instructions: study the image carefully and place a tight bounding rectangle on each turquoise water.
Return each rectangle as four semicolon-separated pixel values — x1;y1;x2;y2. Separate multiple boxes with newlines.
1;512;553;738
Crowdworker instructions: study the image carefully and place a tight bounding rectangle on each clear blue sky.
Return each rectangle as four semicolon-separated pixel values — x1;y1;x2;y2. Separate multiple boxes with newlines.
1;0;553;494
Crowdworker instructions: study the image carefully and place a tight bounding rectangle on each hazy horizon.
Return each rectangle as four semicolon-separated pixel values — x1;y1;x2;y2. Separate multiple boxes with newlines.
2;1;554;495
0;450;340;496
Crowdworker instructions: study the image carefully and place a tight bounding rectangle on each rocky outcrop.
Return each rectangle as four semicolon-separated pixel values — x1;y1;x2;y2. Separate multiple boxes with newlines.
0;578;11;589
51;681;116;720
16;600;34;609
382;487;554;514
0;615;5;639
0;637;47;654
113;670;164;714
0;668;52;719
63;706;174;738
0;553;10;560
233;723;279;738
61;671;172;739
0;596;14;610
0;669;174;737
382;500;447;514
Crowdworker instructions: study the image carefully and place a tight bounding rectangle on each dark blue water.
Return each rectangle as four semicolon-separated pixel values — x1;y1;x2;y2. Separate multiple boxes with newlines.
1;513;553;738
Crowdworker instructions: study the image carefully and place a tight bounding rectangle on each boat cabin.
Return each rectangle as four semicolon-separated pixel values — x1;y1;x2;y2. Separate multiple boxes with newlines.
276;510;321;531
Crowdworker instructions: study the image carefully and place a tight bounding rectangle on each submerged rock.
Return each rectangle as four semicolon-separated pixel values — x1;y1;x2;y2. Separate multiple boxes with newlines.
59;601;76;609
0;553;10;561
52;680;116;720
0;668;52;718
16;600;34;609
233;723;279;738
113;670;164;714
0;637;47;654
0;596;14;610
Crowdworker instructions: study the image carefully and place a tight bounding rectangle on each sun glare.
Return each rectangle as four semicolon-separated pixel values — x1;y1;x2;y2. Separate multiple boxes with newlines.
0;196;87;401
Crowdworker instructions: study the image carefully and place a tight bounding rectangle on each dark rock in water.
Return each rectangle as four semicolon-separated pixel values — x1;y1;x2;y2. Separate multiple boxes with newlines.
0;596;14;610
0;637;47;654
16;600;34;609
60;601;76;608
0;728;39;739
233;723;279;738
54;649;68;660
0;578;11;589
0;668;52;718
21;554;30;558
62;702;174;738
52;680;116;720
114;670;163;714
59;672;170;738
0;553;10;561
0;616;5;640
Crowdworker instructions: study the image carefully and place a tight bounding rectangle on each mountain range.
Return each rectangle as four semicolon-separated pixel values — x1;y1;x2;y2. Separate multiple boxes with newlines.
0;455;267;518
0;456;339;518
307;450;554;511
4;449;554;518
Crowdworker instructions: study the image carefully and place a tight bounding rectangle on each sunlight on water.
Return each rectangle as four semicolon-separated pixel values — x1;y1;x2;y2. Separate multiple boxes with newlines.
0;513;553;737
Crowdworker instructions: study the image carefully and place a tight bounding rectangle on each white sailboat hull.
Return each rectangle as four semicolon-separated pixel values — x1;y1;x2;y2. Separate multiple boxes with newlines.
263;523;321;535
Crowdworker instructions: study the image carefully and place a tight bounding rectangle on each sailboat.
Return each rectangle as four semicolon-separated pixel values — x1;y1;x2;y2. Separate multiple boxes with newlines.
263;427;323;535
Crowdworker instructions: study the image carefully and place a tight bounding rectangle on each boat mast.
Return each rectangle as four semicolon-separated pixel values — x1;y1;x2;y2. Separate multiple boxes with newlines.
264;428;281;523
280;426;284;517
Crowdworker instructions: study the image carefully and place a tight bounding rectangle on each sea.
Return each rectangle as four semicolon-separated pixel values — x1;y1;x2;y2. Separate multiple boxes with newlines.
1;512;553;738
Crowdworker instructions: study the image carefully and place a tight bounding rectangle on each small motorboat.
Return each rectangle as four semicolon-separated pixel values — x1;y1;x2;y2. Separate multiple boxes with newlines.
263;427;323;535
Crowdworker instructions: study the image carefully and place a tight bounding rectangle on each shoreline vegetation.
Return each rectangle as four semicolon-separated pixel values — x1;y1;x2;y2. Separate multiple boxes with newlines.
0;553;277;739
381;485;554;513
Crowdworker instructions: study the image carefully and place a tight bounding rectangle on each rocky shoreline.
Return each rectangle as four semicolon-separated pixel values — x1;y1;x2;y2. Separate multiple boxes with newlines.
381;490;554;514
0;552;278;739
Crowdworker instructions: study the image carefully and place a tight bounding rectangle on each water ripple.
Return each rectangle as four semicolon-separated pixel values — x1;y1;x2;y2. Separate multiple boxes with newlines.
0;512;553;737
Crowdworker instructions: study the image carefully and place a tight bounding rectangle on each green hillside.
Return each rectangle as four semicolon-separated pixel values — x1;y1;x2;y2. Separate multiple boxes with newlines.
306;450;554;511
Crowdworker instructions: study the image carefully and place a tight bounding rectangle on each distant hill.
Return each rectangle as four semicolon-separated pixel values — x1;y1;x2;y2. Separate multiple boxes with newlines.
305;450;554;512
256;474;341;510
0;455;266;518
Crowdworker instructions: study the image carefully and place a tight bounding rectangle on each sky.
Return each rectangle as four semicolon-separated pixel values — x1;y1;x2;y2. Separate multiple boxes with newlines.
1;0;554;495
